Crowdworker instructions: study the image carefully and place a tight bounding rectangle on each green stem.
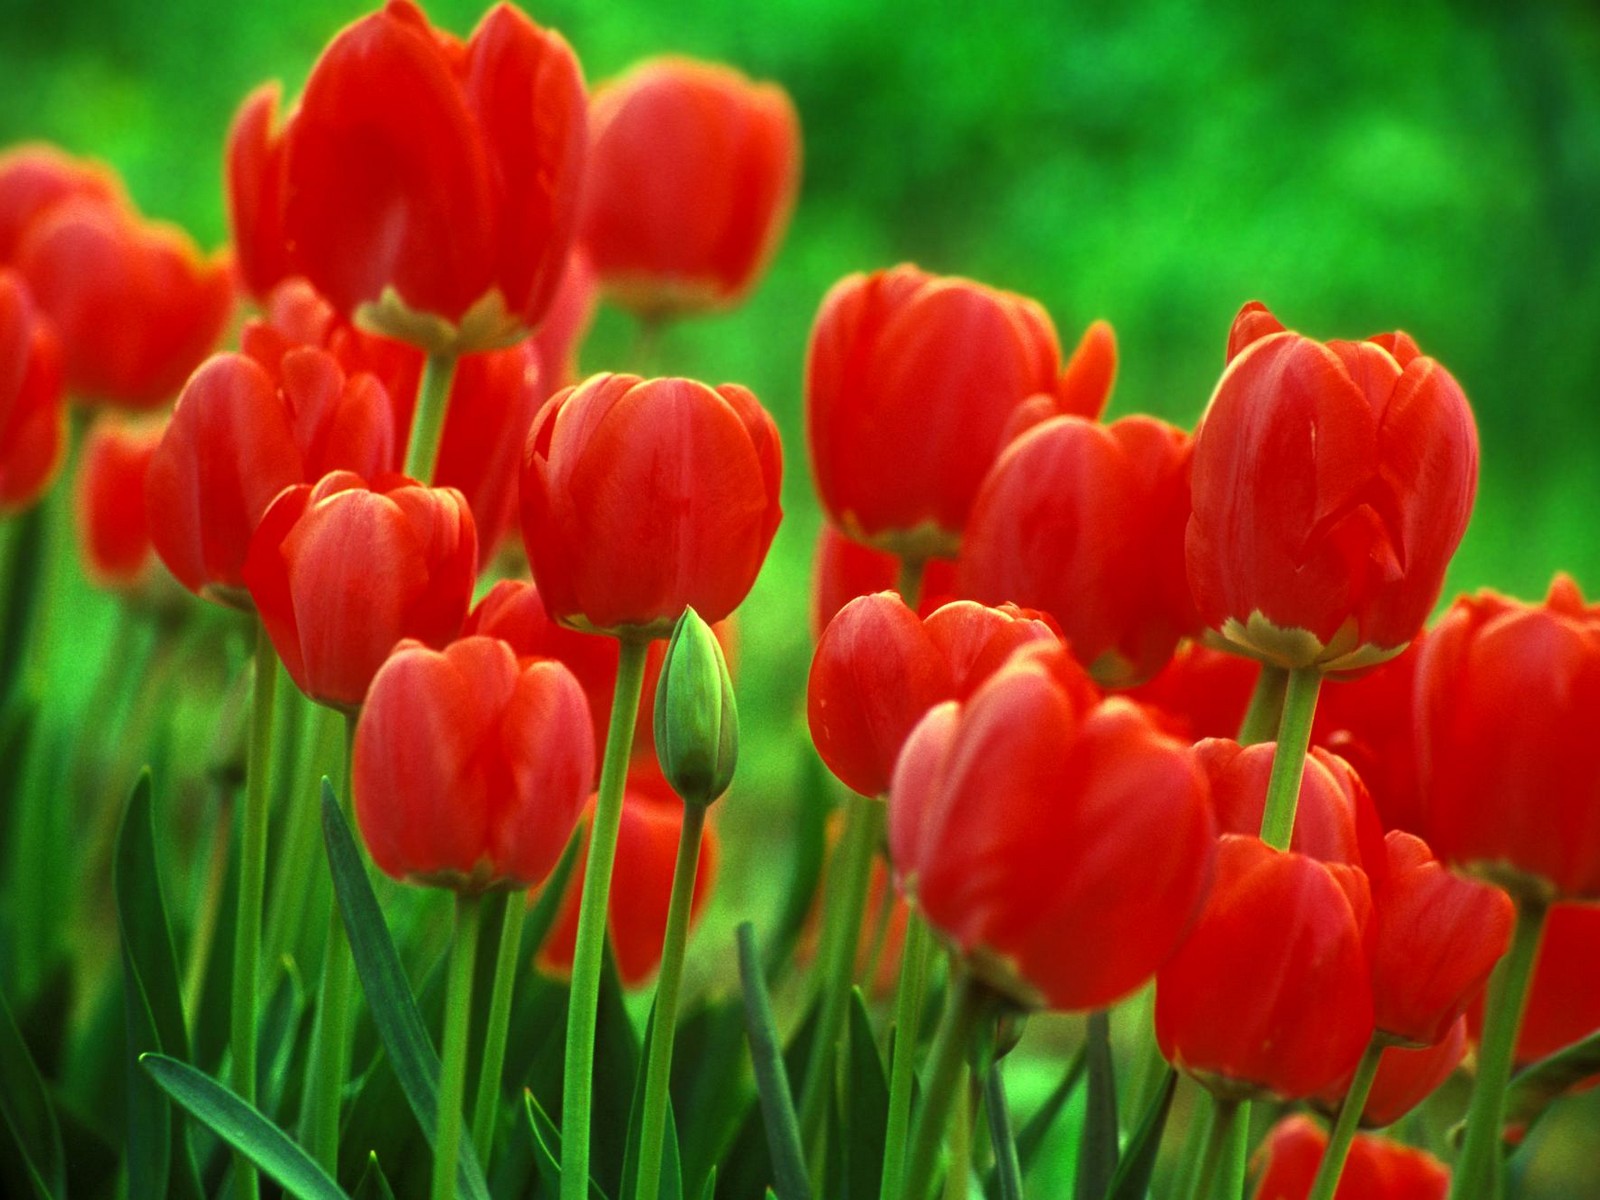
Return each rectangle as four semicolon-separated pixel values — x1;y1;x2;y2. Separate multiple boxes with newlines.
1236;664;1288;747
432;893;484;1200
404;352;459;484
230;622;278;1200
1451;899;1550;1200
882;913;935;1198
896;555;928;610
0;502;47;717
984;1056;1024;1200
182;782;235;1024
471;891;528;1171
798;790;886;1180
943;1069;972;1200
560;637;651;1200
630;314;666;375
1180;1097;1238;1200
265;706;342;965
1307;1039;1384;1200
1257;666;1323;850
635;802;707;1200
901;970;990;1200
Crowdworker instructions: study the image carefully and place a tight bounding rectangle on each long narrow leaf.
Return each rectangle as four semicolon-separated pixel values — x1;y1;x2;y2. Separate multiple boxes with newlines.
1107;1067;1178;1200
524;1089;612;1200
141;1054;348;1200
1014;1043;1087;1171
0;983;62;1200
1075;1009;1119;1200
985;1061;1024;1200
320;782;491;1200
736;922;811;1200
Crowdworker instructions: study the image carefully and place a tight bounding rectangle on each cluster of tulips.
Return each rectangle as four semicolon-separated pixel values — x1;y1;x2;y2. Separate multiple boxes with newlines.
1;2;1597;1199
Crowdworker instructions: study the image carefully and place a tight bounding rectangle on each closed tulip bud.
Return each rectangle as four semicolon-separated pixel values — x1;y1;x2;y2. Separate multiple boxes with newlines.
75;411;165;592
1316;1017;1466;1128
809;522;958;635
0;269;65;515
354;637;593;892
1187;302;1477;673
654;608;738;806
0;143;125;261
1253;1115;1449;1200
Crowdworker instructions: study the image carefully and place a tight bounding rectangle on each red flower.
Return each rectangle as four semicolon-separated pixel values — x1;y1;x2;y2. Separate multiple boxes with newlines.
242;470;476;710
146;349;395;608
1316;1018;1466;1129
0;143;125;262
809;522;958;635
225;84;293;302
520;373;782;637
16;198;234;409
0;269;65;514
960;413;1197;686
581;56;800;318
280;0;587;352
1253;1115;1449;1199
1156;835;1373;1100
353;636;593;892
1311;636;1427;835
75;411;166;591
889;642;1215;1011
537;770;719;987
1123;641;1259;742
1416;576;1600;901
1469;901;1600;1076
806;264;1113;558
1186;302;1477;672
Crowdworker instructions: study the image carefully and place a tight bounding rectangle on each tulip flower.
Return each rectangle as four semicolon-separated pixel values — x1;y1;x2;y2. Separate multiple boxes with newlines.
1469;901;1600;1074
242;469;476;710
890;641;1215;1012
277;0;587;353
581;56;800;319
353;636;593;891
1187;301;1477;674
961;413;1198;686
806;264;1113;559
1156;835;1373;1100
809;522;958;634
0;143;125;262
16;197;234;408
225;84;293;303
1253;1115;1449;1200
1124;641;1259;742
520;373;782;637
75;411;166;591
0;269;65;514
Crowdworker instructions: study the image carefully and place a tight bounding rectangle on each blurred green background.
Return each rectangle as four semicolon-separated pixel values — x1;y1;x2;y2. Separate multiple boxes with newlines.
2;0;1598;1192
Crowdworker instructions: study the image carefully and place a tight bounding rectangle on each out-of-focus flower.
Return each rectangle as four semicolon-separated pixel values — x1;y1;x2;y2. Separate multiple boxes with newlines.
1252;1114;1449;1199
76;411;166;591
0;143;125;262
0;269;65;514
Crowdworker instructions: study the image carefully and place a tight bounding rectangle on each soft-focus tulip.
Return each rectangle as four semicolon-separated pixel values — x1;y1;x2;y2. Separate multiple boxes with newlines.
538;771;719;987
581;56;799;318
1187;302;1477;673
520;373;782;637
1123;641;1258;742
1416;576;1600;901
0;269;65;513
1253;1115;1449;1200
354;636;593;891
225;84;293;302
1317;1018;1467;1129
1311;636;1426;835
807;266;1112;559
1157;835;1373;1100
242;470;476;709
16;197;233;408
75;412;166;591
0;143;125;262
890;641;1214;1011
280;0;587;352
961;413;1197;685
809;522;959;634
146;349;395;608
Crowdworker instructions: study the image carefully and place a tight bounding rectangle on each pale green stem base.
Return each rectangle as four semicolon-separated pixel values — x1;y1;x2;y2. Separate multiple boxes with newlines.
1181;1097;1239;1200
1308;1039;1384;1200
882;913;934;1198
1258;666;1323;850
897;555;928;610
1236;664;1288;747
471;893;529;1170
404;352;459;484
433;893;483;1200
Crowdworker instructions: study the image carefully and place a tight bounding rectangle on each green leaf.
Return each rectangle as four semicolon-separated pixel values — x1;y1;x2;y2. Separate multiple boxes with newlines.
737;922;812;1200
1107;1067;1178;1200
591;944;644;1197
140;1054;349;1200
353;1152;398;1200
1015;1043;1087;1173
840;987;889;1197
0;983;62;1200
524;1089;612;1200
320;782;492;1200
669;998;751;1189
1075;1009;1119;1200
698;1166;717;1200
115;768;204;1200
620;1003;684;1200
1503;1028;1600;1149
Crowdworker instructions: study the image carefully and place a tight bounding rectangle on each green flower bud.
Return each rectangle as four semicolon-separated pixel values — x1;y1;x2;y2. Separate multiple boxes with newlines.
654;607;738;806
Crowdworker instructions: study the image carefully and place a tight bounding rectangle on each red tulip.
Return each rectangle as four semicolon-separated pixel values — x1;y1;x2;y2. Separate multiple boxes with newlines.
75;411;166;591
225;84;293;302
581;56;800;318
0;143;124;262
520;373;782;637
889;641;1214;1011
0;269;65;514
241;277;420;407
1317;1017;1466;1128
16;197;234;408
809;522;958;634
1416;576;1600;900
1156;835;1373;1100
1311;636;1427;835
242;470;476;710
1186;302;1477;673
1253;1115;1449;1200
353;636;593;891
961;413;1197;685
1123;641;1259;742
146;349;395;608
281;0;586;352
1469;901;1600;1073
806;264;1113;558
537;770;719;987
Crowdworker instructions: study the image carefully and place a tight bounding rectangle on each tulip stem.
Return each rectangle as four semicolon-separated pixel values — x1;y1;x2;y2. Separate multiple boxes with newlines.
433;892;483;1200
1181;1097;1239;1200
881;912;935;1198
230;622;277;1200
404;351;458;484
1236;664;1288;746
470;890;527;1171
985;1053;1025;1200
634;802;707;1200
896;554;928;609
1307;1038;1384;1200
560;636;650;1200
1258;666;1322;850
1451;898;1549;1200
901;969;990;1200
798;789;886;1181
